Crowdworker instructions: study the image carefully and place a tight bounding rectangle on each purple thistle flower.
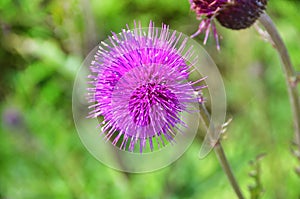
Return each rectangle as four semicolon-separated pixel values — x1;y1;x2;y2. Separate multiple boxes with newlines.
190;0;268;49
87;21;206;153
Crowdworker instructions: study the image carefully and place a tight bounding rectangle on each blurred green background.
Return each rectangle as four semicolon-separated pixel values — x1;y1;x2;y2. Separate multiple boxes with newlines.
1;0;300;198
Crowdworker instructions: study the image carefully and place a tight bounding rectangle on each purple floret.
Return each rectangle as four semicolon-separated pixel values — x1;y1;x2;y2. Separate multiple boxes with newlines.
190;0;268;49
87;21;205;152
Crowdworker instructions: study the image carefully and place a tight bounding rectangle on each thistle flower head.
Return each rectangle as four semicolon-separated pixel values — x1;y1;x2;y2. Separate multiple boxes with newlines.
190;0;268;49
87;21;205;153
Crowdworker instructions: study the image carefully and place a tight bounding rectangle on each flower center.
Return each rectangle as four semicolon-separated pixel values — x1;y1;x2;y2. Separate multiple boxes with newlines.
128;82;180;127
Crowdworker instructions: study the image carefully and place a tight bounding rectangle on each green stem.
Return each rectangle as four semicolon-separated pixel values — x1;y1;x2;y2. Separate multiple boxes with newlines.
199;104;245;199
296;72;300;85
214;142;245;199
258;13;300;150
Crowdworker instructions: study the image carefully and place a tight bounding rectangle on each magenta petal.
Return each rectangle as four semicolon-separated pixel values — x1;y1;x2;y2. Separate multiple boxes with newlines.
87;21;205;153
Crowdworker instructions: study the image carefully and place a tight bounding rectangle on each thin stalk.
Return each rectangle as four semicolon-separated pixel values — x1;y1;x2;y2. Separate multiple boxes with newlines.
296;72;300;86
199;104;245;199
258;13;300;150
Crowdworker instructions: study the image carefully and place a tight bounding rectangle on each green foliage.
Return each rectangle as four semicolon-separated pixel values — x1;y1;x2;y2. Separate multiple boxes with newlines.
1;0;300;198
248;154;266;199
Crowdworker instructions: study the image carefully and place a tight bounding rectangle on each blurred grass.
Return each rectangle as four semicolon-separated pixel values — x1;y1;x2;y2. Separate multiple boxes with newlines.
1;0;300;198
